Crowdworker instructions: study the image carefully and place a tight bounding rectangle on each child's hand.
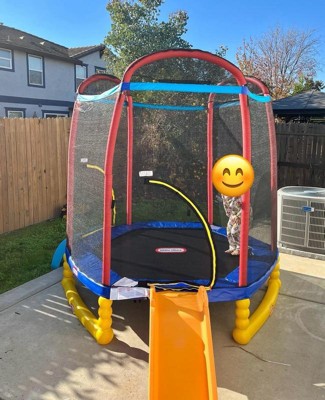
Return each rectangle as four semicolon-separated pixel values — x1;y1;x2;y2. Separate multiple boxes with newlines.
214;194;223;203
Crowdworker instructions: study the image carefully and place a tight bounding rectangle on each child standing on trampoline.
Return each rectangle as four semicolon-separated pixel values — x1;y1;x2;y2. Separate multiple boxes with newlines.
222;195;242;256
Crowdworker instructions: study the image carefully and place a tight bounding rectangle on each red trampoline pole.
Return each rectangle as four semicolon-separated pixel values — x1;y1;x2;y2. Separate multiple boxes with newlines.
126;95;134;225
103;93;126;286
245;77;277;251
121;49;251;288
66;101;80;250
265;101;278;252
239;93;252;287
207;93;215;225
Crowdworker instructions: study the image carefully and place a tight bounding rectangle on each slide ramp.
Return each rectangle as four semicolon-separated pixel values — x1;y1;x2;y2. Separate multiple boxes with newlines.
149;286;218;400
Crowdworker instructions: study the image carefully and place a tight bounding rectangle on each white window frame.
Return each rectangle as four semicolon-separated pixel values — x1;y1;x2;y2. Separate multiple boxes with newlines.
43;112;69;118
6;110;25;118
28;54;44;87
0;48;13;70
95;66;106;74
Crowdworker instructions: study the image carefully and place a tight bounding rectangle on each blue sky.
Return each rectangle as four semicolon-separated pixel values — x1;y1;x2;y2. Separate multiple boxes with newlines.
1;0;324;82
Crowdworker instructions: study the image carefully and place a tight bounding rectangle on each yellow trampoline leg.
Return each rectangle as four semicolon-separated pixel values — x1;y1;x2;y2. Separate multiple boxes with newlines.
232;261;281;345
62;257;114;345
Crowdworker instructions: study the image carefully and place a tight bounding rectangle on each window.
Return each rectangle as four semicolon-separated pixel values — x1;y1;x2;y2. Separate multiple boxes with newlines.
42;111;69;118
28;54;44;86
0;48;13;70
75;64;87;90
95;66;106;74
5;108;25;118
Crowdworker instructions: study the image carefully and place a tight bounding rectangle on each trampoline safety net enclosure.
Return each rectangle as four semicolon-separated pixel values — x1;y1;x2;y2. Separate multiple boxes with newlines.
66;50;278;301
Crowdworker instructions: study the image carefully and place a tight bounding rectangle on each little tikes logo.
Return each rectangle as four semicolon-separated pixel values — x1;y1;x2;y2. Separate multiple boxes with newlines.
155;247;187;254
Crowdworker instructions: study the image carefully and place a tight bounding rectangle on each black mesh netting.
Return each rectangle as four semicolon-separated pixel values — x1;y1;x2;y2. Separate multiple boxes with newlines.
68;58;276;272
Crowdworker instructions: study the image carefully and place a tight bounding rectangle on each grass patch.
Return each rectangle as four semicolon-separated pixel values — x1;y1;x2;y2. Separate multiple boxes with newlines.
0;197;227;295
0;218;66;294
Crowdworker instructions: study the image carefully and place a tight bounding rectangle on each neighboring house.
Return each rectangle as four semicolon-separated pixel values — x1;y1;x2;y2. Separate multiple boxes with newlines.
0;24;107;118
273;90;325;123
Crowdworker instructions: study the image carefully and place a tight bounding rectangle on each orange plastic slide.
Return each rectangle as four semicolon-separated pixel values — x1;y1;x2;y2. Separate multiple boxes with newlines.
149;286;218;400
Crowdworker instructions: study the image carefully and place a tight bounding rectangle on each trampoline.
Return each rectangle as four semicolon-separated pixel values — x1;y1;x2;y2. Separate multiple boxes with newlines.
62;49;281;345
69;220;277;302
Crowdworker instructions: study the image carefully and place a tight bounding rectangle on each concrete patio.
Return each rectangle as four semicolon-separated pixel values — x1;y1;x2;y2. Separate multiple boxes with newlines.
0;253;324;400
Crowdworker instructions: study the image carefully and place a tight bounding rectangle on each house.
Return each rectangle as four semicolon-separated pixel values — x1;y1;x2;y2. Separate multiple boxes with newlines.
273;90;325;123
0;24;107;118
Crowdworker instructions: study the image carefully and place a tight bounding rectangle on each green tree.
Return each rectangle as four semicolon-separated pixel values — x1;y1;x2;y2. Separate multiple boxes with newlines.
104;0;191;78
292;75;325;95
236;27;320;99
104;1;232;201
215;45;228;58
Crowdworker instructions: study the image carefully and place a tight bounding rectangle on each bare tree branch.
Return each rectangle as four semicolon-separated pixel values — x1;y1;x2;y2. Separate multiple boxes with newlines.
236;26;320;99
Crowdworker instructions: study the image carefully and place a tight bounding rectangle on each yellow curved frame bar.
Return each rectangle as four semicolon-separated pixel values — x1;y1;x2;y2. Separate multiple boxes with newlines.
232;259;281;345
148;179;217;289
62;256;114;345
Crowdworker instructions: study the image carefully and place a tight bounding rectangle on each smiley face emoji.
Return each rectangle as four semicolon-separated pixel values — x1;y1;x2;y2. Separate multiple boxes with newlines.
212;154;254;197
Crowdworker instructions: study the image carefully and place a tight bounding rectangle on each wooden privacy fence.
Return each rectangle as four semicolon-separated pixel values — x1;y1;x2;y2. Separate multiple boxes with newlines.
0;118;70;234
0;118;324;235
276;123;325;188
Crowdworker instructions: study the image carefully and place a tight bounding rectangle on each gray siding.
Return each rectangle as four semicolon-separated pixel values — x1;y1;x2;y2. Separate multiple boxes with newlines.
79;51;106;76
1;50;75;100
1;102;72;118
0;48;107;118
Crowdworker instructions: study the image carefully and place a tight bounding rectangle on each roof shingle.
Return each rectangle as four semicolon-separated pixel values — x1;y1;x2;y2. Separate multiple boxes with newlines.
0;25;104;64
68;45;105;58
273;90;325;111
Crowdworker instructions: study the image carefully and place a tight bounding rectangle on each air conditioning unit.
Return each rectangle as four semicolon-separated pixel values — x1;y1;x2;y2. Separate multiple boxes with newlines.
278;186;325;255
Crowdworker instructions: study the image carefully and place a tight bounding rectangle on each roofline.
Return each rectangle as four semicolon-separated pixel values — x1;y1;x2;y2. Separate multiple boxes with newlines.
69;44;106;58
0;42;82;64
0;24;69;47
